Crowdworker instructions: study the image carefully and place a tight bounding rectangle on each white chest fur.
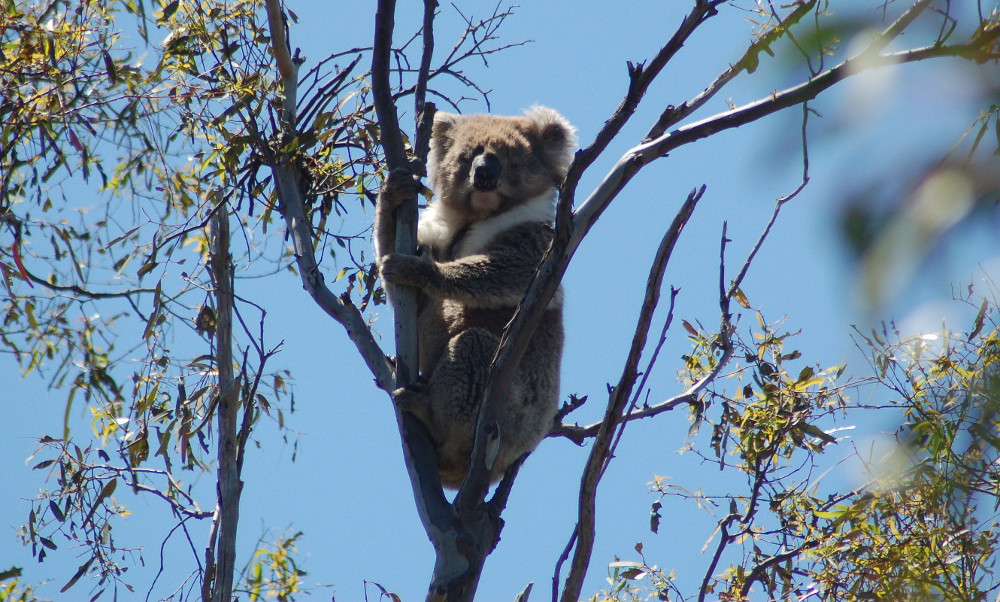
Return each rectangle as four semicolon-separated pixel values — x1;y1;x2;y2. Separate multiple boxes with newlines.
418;193;556;258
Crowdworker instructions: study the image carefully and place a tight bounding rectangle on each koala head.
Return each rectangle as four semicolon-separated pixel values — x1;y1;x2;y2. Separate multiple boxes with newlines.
428;106;577;219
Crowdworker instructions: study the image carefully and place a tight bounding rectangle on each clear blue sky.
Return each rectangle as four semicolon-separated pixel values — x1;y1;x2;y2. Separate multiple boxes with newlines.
2;1;996;600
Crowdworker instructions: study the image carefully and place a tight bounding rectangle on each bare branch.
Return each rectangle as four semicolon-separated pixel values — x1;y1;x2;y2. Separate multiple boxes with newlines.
645;0;818;142
263;0;295;86
572;23;1000;249
415;2;436;117
101;464;212;519
261;0;393;391
371;6;504;602
739;540;822;597
557;77;819;445
549;290;693;444
552;528;578;602
559;186;704;602
275;162;393;388
413;1;438;176
373;0;420;386
563;0;725;203
727;106;811;303
12;262;156;300
554;116;811;441
699;510;739;602
514;582;534;602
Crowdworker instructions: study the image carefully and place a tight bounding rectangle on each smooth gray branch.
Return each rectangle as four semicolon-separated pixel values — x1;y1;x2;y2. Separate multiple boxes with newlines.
207;207;239;602
558;186;704;602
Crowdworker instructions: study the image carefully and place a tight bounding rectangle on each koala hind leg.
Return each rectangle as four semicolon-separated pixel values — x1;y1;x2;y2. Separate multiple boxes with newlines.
411;327;526;488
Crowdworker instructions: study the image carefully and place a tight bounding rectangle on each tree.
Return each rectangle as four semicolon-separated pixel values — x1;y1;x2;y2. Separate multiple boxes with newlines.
1;0;998;600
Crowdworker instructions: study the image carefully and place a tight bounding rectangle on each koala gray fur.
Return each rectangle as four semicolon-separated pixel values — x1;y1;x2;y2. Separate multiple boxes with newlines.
375;106;576;489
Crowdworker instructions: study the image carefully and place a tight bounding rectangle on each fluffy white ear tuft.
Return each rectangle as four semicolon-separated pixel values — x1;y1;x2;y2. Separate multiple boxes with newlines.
431;111;461;140
428;112;463;185
525;105;578;174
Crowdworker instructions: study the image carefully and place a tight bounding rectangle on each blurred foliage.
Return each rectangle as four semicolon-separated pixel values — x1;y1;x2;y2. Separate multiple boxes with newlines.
842;127;1000;308
0;572;39;602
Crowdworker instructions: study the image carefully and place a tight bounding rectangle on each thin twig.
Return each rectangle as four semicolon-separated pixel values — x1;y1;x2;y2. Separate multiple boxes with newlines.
562;0;726;208
10;262;156;299
551;528;578;602
412;1;439;177
645;0;818;142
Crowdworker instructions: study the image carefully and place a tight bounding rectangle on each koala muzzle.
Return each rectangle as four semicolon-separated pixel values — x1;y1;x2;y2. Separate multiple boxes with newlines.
472;153;501;191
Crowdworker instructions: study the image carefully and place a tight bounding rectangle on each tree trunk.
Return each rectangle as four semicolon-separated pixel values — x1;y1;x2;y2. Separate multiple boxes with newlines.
207;207;242;602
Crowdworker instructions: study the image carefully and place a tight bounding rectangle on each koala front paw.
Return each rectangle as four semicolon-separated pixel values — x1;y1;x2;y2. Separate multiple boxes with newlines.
378;253;411;284
380;252;433;287
380;168;420;210
394;385;433;427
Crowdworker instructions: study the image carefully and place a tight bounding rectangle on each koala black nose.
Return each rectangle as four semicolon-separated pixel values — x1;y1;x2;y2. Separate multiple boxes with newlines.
472;153;501;191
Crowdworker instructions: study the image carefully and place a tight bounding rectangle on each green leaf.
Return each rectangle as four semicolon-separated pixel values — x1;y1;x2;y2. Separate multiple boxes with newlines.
106;225;142;248
609;560;644;569
48;499;65;522
102;50;117;86
160;0;179;21
732;287;751;309
136;261;159;279
798;422;836;445
969;296;988;341
82;479;118;527
61;556;95;593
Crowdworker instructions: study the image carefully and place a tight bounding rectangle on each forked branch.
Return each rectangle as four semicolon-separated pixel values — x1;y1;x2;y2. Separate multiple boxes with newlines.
262;0;393;391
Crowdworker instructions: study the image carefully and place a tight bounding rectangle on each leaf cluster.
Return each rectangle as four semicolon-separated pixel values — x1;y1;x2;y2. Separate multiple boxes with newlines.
619;293;1000;601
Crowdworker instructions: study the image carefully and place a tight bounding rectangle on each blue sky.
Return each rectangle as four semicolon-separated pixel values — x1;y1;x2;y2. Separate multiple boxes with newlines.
2;1;998;600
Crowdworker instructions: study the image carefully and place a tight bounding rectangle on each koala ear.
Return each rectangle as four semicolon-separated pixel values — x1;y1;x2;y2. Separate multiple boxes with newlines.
430;112;461;154
525;106;578;174
428;112;461;185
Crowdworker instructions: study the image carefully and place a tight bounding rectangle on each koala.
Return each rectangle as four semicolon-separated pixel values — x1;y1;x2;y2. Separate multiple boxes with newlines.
375;106;577;488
